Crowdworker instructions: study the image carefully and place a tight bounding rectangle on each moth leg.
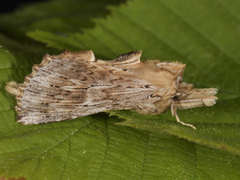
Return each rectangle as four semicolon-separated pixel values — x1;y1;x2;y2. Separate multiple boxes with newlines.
171;102;196;129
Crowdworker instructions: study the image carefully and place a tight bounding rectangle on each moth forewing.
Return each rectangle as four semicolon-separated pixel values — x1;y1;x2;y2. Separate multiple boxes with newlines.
5;50;217;129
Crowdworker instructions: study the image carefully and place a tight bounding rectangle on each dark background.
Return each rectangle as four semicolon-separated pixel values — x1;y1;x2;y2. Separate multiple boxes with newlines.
0;0;49;13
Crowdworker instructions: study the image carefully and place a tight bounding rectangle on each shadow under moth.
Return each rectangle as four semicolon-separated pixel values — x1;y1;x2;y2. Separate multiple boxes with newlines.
6;50;218;129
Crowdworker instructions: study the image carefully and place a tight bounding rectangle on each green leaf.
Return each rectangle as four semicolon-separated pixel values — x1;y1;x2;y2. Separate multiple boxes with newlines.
1;0;240;179
0;0;125;40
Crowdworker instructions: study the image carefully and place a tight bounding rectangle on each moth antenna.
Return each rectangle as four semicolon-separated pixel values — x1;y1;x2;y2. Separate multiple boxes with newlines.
171;102;196;129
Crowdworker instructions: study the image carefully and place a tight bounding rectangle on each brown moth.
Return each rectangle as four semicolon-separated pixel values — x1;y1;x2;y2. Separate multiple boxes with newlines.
6;50;217;129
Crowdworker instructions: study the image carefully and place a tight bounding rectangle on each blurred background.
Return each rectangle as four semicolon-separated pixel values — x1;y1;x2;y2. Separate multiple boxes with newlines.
0;0;49;13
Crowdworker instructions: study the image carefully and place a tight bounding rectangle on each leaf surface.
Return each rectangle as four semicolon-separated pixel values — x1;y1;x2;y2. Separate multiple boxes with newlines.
1;0;240;179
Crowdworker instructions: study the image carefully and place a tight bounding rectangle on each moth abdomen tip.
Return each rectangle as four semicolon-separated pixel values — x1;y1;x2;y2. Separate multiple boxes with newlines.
5;81;22;97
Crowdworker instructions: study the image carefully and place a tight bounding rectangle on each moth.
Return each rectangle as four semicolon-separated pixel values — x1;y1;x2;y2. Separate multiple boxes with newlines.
6;50;218;129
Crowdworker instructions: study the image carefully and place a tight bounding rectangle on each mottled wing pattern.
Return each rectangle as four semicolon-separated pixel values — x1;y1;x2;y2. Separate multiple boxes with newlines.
7;51;160;124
